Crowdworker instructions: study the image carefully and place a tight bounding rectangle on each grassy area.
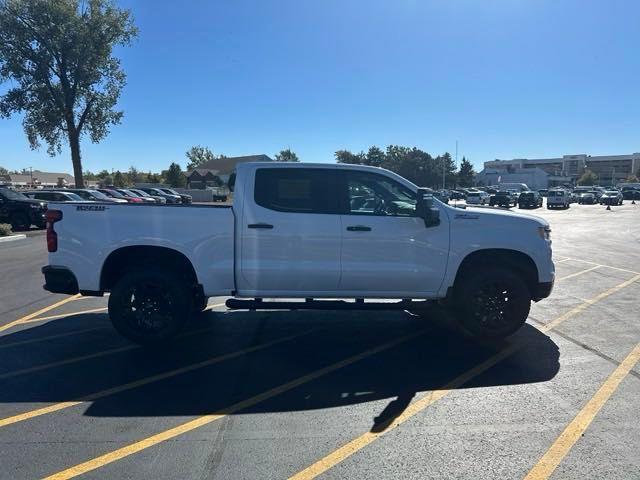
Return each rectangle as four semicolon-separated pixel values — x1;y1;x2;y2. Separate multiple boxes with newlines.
0;224;12;237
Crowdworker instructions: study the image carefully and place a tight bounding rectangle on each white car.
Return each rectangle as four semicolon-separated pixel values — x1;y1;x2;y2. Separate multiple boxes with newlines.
546;190;570;209
465;191;490;205
42;162;555;344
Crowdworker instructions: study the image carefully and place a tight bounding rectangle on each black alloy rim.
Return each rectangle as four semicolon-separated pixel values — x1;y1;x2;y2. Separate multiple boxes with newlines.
118;281;174;334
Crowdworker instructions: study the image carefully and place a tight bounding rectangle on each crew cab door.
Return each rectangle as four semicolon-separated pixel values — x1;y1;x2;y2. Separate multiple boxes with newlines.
338;170;449;297
237;167;342;295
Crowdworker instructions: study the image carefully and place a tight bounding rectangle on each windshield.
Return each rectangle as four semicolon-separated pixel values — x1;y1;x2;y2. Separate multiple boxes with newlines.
100;189;126;198
0;188;28;200
85;190;111;200
130;189;151;197
160;188;179;195
64;192;84;201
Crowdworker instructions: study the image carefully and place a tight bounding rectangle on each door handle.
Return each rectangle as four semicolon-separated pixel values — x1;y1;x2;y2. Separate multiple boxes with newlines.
346;225;372;232
248;223;274;229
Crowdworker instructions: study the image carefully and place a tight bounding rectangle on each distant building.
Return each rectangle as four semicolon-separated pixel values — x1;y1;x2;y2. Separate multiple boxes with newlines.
475;167;570;190
185;154;273;189
0;170;75;189
482;153;640;186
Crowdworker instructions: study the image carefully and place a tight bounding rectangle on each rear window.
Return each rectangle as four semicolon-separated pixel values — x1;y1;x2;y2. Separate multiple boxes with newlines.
550;191;565;197
254;168;338;214
467;193;480;197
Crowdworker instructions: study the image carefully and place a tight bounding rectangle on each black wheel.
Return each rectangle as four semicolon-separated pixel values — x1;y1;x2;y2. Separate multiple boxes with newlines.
10;213;30;231
453;267;531;339
108;268;191;345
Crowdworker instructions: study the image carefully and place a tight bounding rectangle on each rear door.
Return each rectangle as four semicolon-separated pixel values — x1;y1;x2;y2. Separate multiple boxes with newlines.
238;167;342;295
337;170;449;296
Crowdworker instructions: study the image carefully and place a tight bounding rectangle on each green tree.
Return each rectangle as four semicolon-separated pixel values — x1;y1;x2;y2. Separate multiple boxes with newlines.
185;145;216;170
0;0;137;188
165;162;186;187
0;166;8;175
112;170;126;187
577;169;598;186
100;174;113;186
457;156;475;187
335;150;365;164
96;169;110;179
127;165;141;184
275;148;299;162
365;146;385;167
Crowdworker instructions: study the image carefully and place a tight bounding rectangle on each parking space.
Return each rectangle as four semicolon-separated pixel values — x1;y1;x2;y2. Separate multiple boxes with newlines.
0;202;638;479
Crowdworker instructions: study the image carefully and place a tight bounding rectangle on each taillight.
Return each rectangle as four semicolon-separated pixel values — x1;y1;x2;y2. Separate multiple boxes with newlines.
129;197;142;203
45;209;63;252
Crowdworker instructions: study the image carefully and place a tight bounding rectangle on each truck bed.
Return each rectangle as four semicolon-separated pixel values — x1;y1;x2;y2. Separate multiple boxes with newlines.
49;202;235;296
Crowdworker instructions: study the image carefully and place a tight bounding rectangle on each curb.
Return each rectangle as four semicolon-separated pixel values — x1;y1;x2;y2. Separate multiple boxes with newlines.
0;234;27;243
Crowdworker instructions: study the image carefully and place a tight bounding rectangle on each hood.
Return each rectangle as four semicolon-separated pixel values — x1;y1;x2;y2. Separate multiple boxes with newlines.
451;204;548;228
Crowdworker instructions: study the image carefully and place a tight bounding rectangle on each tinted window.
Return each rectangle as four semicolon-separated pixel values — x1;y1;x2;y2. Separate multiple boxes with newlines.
343;171;416;216
254;168;337;214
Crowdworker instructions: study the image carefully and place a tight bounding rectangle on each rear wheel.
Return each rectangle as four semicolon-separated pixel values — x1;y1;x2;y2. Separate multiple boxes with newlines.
453;266;531;339
108;268;191;345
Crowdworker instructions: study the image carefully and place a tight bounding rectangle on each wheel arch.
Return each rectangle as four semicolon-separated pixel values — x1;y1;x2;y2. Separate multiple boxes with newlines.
100;245;199;291
453;248;538;297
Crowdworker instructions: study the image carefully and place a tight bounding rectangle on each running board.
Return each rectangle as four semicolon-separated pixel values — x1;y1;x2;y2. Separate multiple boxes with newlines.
225;298;430;311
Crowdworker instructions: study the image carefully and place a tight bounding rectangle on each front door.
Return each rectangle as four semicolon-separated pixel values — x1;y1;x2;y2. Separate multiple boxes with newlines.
338;170;449;297
238;167;342;295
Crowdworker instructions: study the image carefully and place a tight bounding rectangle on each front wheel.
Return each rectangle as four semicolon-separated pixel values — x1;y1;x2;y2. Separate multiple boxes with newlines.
453;267;531;339
108;268;191;345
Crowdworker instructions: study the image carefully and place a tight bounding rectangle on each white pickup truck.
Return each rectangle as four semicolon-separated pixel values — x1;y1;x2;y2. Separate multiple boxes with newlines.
42;162;554;344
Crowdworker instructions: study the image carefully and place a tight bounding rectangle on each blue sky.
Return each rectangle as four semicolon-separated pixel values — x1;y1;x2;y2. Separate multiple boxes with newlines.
1;0;639;174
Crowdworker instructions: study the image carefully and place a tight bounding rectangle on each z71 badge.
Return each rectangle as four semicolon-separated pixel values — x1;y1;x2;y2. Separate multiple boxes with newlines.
76;205;108;211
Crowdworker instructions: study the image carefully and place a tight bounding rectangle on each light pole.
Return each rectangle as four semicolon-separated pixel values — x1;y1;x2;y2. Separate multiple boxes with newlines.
29;166;33;187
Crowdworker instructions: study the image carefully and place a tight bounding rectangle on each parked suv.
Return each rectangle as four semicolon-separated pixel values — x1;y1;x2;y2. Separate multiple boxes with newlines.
599;190;623;206
518;191;543;209
156;188;192;204
465;191;490;205
490;191;515;207
546;190;570;209
23;190;87;203
0;187;47;230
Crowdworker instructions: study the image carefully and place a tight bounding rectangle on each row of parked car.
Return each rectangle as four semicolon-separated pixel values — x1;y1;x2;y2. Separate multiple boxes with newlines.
444;184;637;210
0;185;192;231
24;187;192;205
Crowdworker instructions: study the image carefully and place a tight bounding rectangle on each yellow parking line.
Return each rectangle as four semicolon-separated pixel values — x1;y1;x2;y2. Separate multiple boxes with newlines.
562;257;640;276
523;342;640;480
541;273;640;332
42;329;427;480
0;304;227;380
0;329;316;429
555;265;600;282
21;307;108;325
0;294;80;334
287;274;640;479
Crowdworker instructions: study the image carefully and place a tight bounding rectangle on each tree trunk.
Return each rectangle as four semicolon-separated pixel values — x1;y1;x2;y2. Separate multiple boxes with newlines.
68;129;84;188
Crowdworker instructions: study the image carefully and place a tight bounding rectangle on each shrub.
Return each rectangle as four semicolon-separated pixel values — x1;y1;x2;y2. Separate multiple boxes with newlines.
0;223;12;237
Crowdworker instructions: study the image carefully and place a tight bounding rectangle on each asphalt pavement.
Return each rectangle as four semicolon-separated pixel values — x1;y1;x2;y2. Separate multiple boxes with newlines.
0;201;638;479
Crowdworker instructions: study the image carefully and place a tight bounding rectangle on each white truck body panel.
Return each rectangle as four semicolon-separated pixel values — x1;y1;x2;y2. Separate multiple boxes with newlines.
46;162;554;301
50;204;235;295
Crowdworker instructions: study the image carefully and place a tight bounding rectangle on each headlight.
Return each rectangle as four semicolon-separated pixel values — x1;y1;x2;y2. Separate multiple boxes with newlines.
538;226;551;241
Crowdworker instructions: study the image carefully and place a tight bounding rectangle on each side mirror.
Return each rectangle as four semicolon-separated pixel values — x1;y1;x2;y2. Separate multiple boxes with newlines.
416;188;440;228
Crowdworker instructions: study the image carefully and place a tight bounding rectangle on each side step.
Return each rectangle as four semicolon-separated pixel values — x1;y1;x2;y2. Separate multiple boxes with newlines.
225;298;430;311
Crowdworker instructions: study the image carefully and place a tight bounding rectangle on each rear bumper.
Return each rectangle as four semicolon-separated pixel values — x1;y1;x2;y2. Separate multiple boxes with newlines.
42;265;79;295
